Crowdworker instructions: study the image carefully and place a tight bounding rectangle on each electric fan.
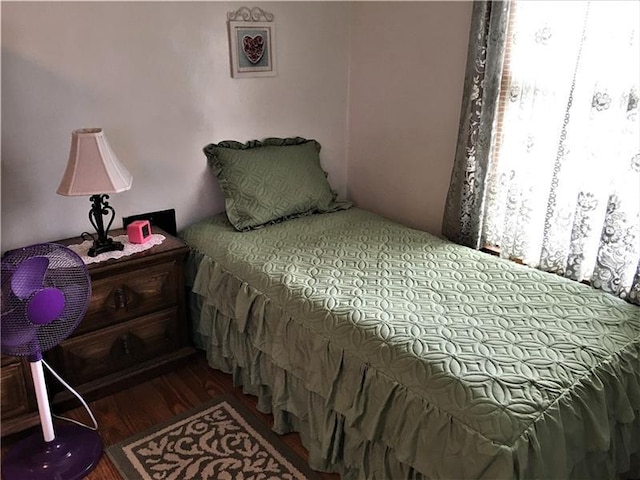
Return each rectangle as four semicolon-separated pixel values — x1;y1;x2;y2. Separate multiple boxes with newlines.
1;243;102;480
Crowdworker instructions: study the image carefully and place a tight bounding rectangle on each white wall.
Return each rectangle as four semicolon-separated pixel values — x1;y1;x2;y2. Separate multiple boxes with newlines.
347;2;472;235
1;1;350;251
1;1;473;251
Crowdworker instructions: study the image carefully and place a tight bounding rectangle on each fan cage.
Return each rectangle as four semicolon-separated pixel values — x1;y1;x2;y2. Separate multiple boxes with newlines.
1;243;91;357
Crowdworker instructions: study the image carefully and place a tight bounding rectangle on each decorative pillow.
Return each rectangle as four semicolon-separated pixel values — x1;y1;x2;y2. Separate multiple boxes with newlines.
204;137;339;231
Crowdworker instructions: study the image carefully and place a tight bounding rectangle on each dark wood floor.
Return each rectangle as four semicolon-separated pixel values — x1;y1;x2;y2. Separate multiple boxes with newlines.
1;353;339;479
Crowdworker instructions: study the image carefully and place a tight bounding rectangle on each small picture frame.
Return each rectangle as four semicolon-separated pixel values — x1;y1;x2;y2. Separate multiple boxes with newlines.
228;21;277;78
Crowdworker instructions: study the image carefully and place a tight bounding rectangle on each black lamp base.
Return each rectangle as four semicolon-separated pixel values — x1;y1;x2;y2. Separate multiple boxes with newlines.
86;194;123;257
88;238;124;257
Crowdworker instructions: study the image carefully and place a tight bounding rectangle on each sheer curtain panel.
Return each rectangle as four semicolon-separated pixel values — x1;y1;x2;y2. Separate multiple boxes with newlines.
443;1;640;304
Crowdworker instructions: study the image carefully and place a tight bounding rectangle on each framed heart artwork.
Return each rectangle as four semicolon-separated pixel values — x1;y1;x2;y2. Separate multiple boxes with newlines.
228;21;276;78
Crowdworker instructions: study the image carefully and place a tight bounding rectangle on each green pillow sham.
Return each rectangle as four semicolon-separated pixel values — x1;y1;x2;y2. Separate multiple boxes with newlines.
204;137;338;231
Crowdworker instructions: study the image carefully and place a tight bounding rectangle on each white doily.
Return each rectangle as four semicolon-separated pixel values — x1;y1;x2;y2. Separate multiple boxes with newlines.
66;234;165;265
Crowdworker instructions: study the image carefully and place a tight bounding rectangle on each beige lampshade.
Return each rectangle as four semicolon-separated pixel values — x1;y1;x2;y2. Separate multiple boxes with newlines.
57;128;132;196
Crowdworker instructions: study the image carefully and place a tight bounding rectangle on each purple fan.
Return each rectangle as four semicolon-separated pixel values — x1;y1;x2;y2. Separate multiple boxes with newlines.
1;243;102;480
11;256;50;299
11;256;66;325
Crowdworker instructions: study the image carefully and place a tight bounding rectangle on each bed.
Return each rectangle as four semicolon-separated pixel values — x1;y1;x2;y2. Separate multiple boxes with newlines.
180;138;640;479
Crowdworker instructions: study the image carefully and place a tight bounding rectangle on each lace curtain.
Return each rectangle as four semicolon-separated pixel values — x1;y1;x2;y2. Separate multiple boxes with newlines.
443;1;640;304
442;1;510;249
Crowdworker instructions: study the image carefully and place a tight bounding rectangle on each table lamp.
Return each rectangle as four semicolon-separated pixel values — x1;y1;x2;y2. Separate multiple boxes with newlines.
57;128;133;257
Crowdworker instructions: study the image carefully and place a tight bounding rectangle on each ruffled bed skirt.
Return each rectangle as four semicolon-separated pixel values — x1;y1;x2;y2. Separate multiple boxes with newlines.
191;300;427;479
186;250;640;480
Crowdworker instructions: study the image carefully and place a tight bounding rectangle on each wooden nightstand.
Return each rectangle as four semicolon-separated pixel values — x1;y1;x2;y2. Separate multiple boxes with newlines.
0;228;196;437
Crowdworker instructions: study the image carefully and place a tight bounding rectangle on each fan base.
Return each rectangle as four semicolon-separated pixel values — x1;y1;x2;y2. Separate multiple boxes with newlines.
1;424;103;480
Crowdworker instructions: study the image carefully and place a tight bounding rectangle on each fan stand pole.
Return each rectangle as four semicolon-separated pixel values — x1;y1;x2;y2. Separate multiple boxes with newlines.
30;359;56;442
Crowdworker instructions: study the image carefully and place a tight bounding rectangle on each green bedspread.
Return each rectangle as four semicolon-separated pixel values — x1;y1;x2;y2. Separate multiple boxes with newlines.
181;207;640;479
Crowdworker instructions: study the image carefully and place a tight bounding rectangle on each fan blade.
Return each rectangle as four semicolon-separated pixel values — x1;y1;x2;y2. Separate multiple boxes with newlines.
26;288;65;326
59;283;90;318
11;256;49;299
1;309;39;349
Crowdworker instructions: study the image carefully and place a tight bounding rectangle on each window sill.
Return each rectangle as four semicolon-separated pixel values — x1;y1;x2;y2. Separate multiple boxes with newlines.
480;244;591;286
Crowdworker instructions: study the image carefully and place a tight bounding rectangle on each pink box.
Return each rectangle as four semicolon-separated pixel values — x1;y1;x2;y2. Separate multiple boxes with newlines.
127;220;152;244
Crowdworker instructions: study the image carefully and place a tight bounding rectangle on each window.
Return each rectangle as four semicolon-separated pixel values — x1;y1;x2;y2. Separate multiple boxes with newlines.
482;1;639;297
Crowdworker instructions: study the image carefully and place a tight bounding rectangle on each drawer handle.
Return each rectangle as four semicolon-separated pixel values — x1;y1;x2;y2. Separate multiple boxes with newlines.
112;332;144;361
113;288;129;310
122;334;131;357
109;333;134;363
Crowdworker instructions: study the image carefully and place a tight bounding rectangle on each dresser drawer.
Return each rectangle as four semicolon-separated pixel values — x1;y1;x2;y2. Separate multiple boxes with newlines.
77;260;180;335
56;308;180;386
1;358;33;420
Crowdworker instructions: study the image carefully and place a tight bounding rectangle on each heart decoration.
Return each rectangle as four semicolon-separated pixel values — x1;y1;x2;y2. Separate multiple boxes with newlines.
242;34;265;64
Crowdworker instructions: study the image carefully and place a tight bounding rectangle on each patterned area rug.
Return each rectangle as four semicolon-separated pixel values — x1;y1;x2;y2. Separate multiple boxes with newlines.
106;395;319;479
